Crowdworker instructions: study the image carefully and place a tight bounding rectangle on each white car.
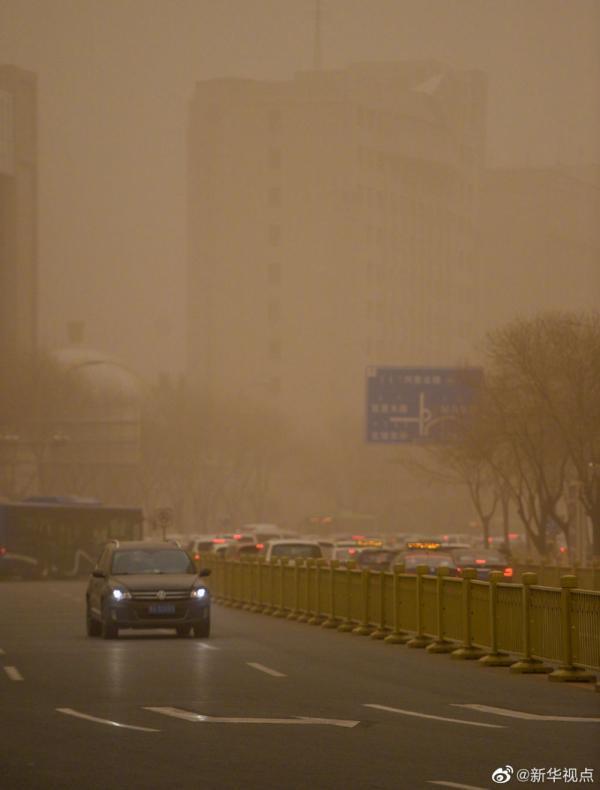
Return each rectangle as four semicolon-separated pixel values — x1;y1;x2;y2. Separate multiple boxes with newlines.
263;539;323;562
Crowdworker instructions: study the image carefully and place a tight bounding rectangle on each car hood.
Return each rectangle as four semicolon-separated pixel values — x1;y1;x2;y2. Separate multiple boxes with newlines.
112;574;200;592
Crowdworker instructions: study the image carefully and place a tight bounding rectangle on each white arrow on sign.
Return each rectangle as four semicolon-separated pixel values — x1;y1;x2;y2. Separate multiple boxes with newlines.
144;707;359;728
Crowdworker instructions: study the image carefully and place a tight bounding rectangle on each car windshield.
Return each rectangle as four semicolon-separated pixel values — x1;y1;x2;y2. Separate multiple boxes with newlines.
111;549;194;575
270;543;321;559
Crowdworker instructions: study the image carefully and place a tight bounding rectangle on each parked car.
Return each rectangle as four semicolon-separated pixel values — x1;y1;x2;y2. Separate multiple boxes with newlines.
86;540;211;639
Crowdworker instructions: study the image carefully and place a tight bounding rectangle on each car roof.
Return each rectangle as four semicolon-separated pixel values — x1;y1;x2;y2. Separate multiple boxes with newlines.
109;540;184;551
267;539;321;546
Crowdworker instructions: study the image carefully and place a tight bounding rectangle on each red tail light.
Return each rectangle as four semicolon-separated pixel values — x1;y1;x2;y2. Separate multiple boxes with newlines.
503;567;513;577
233;533;242;540
256;543;264;550
194;553;201;561
559;546;567;553
0;546;6;557
475;559;486;565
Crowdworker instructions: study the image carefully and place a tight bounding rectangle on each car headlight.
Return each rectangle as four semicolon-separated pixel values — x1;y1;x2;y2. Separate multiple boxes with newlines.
111;588;131;601
190;587;207;599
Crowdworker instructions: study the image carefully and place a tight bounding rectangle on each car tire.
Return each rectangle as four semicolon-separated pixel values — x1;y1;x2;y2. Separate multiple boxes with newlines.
192;619;210;639
86;606;101;637
176;625;191;637
100;603;119;639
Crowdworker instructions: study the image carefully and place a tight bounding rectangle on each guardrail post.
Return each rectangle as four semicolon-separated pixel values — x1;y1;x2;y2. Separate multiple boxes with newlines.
287;558;302;620
384;563;411;644
479;570;513;666
308;559;326;625
451;568;485;659
510;572;552;674
407;565;432;648
337;561;356;632
352;569;373;635
296;559;312;623
322;560;340;628
242;557;253;611
250;558;264;612
370;570;390;640
426;566;455;653
261;560;278;615
272;558;287;618
221;559;233;606
231;560;243;608
548;575;596;683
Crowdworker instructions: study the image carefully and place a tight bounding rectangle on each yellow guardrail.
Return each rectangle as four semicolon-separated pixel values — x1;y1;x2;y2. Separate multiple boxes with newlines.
204;556;600;681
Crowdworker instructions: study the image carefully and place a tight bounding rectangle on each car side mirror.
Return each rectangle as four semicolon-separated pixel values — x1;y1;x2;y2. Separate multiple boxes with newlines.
198;568;211;577
92;568;105;578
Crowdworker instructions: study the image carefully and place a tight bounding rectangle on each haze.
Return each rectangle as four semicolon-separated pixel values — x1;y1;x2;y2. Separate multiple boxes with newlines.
1;0;598;379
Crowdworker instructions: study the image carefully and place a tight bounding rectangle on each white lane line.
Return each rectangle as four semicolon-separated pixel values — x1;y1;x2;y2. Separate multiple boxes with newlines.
144;707;359;728
4;666;23;681
56;708;160;732
429;782;487;789
194;642;219;650
246;662;286;678
364;704;505;729
454;704;600;723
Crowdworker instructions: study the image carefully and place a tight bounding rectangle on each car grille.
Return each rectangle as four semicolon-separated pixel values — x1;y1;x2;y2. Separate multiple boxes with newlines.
131;590;189;601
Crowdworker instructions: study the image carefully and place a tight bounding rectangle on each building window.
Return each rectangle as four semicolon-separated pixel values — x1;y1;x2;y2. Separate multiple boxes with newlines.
269;339;282;362
268;108;281;134
268;300;281;322
268;225;281;246
268;148;281;169
268;187;281;207
267;262;282;286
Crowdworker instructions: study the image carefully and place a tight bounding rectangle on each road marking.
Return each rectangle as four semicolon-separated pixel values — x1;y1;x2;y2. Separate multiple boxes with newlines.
144;707;359;728
454;704;600;723
247;662;286;677
194;642;219;650
428;782;487;789
56;708;160;732
364;704;504;729
4;666;23;681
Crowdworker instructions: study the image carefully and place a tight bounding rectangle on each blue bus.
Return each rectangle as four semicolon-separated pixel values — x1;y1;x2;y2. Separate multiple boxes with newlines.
0;497;144;578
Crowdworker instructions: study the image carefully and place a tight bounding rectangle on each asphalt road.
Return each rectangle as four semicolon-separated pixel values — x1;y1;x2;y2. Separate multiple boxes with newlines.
1;580;599;790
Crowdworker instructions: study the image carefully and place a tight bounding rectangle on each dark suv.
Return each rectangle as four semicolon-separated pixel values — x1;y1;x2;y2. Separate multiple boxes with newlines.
86;540;211;639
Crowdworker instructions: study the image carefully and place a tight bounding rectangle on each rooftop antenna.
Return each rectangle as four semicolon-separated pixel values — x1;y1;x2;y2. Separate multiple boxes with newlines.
313;0;322;70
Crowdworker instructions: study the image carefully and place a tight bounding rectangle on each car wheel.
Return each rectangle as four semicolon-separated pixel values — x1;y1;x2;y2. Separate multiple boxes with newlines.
86;606;101;637
176;625;191;637
100;603;119;639
192;619;210;638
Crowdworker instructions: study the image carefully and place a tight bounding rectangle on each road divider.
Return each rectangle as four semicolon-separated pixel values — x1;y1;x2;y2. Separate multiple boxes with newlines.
205;557;600;683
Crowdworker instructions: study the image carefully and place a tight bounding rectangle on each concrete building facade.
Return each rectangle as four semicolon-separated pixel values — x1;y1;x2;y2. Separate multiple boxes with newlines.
0;65;38;361
187;62;486;433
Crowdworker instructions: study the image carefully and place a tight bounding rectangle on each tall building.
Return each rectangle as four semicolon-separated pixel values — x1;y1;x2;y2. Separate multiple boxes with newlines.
478;164;600;329
0;65;38;361
187;62;486;433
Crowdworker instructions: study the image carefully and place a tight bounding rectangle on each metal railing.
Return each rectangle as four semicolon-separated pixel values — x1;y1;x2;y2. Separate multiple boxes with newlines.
206;556;599;681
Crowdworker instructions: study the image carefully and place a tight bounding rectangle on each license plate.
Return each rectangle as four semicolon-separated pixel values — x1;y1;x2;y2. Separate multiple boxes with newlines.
148;603;176;614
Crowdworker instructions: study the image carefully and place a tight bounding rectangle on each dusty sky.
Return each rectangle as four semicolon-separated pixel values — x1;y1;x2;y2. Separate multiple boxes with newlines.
1;0;599;378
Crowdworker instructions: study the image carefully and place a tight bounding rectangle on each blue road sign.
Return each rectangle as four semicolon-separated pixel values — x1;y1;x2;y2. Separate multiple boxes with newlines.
366;366;483;444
